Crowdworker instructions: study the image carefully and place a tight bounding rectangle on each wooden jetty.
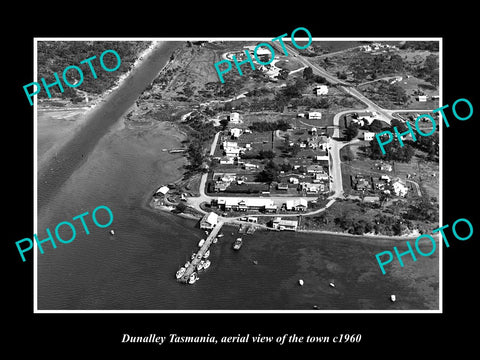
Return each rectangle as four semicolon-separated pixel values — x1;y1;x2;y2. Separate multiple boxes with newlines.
178;220;224;284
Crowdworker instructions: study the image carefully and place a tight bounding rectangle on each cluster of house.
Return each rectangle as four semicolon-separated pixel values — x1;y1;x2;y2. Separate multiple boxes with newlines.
350;111;378;127
218;140;250;165
211;197;308;213
289;129;329;150
416;94;439;102
351;174;408;197
212;172;244;192
199;211;300;232
359;43;398;52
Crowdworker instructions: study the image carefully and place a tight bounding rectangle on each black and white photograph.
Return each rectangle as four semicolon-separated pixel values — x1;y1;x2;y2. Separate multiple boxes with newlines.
34;38;441;312
5;9;478;356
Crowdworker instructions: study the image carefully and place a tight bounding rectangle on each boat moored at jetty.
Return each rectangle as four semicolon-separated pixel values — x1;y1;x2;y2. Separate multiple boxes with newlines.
176;267;186;279
198;239;205;247
188;272;199;284
233;238;243;250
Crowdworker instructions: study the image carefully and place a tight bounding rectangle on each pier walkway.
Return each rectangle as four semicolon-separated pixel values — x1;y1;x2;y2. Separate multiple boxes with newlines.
179;220;224;284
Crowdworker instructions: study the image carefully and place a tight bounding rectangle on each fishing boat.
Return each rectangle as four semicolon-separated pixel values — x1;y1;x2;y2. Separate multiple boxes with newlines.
329;282;335;288
191;252;197;260
197;260;205;271
203;259;211;269
213;237;218;244
390;294;396;302
188;272;198;284
203;250;210;259
109;229;115;235
184;261;190;268
233;238;243;250
298;279;304;286
198;239;205;247
176;267;186;279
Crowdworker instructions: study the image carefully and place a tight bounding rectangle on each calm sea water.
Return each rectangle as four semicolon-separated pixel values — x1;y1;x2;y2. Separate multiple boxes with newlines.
37;42;439;311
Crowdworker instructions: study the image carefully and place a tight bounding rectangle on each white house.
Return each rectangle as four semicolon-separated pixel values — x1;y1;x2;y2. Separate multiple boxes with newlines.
315;85;328;96
417;95;427;102
307;112;322;120
272;217;298;231
219;157;235;165
155;185;169;195
392;179;408;197
230;128;242;138
363;131;376;141
285;198;308;211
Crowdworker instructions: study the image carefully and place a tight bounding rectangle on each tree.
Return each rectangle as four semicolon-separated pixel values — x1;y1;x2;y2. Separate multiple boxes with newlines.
258;150;275;159
303;67;314;81
256;160;279;183
369;119;385;133
219;119;229;130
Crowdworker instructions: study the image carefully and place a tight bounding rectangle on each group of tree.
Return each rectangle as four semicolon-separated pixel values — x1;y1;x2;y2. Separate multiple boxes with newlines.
367;134;415;163
400;41;439;51
344;122;360;141
289;96;330;110
415;54;439;88
185;140;206;174
183;111;217;142
240;149;276;160
37;41;151;101
303;67;328;84
256;160;279;183
404;196;438;222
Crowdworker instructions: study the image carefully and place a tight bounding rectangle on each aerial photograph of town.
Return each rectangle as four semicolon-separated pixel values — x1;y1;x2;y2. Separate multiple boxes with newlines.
36;38;440;311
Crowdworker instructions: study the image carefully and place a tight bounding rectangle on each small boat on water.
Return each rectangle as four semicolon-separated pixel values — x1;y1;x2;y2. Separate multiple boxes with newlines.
188;272;198;284
176;267;186;279
184;261;190;268
191;253;197;260
298;279;304;286
198;239;205;247
110;229;115;235
233;238;243;250
203;259;211;269
197;260;205;271
253;260;258;265
203;250;210;259
205;230;209;235
213;237;218;244
390;294;396;302
217;233;224;238
329;282;335;288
